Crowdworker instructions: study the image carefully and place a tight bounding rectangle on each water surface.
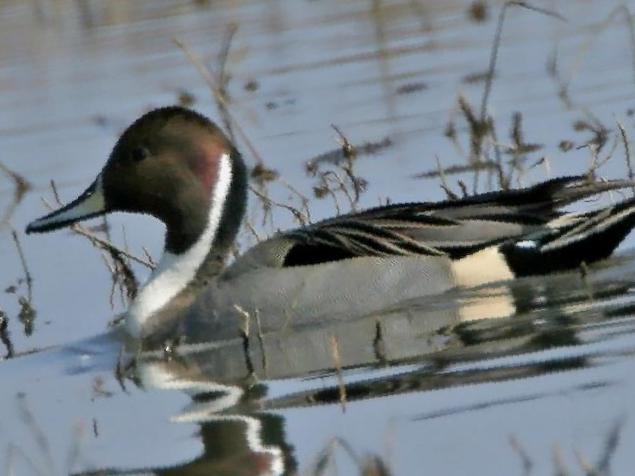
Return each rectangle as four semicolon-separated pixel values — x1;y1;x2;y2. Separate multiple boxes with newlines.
2;0;635;474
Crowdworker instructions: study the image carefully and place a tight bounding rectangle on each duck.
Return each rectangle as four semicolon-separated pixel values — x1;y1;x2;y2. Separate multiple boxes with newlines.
25;106;635;344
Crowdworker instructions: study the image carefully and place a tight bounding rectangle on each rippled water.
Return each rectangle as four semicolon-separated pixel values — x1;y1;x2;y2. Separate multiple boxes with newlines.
2;0;635;474
4;260;635;474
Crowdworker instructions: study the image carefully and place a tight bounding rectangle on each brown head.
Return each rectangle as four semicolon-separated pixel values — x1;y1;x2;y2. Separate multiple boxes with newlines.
27;106;248;256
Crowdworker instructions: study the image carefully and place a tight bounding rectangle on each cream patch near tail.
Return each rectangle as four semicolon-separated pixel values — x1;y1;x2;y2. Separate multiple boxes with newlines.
451;246;515;287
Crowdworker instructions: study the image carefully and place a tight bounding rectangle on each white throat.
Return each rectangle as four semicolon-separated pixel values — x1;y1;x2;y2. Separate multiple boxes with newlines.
126;153;233;337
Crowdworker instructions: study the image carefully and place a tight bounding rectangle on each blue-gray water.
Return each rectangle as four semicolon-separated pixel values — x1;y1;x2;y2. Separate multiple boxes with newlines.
2;0;635;474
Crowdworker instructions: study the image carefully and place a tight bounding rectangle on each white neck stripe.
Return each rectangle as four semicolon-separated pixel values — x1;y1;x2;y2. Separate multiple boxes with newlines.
126;153;233;337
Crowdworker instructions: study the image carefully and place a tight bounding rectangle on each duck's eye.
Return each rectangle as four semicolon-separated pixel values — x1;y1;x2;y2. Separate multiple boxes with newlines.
131;146;150;162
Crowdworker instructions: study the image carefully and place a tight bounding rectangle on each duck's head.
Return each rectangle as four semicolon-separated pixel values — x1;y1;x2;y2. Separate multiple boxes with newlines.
26;106;247;256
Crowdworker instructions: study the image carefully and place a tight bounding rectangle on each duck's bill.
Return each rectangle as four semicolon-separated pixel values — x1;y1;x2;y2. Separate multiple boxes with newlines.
26;177;107;234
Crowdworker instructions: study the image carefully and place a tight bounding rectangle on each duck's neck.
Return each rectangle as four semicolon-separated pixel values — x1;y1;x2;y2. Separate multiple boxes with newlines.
126;151;247;338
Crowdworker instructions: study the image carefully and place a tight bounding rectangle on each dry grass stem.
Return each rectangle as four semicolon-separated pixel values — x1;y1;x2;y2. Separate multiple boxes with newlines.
617;120;635;196
509;435;533;476
0;161;31;200
44;182;153;269
594;419;624;474
141;247;156;267
216;23;239;141
16;394;55;473
313;174;343;215
174;37;266;168
528;156;552;178
252;183;274;228
249;184;309;225
459;95;489;162
43;181;145;307
331;124;357;162
114;345;130;393
0;308;14;359
322;170;357;211
0;161;31;228
250;163;279;184
373;320;387;364
435;156;459;200
487;119;509;190
552;444;570;476
329;124;367;208
444;119;466;158
305;136;393;173
233;305;256;374
414;160;499;179
254;309;268;377
481;2;565;121
278;177;313;223
584;132;618;181
17;296;35;337
217;24;237;92
573;450;593;473
11;230;33;301
329;335;347;412
233;304;251;338
243;219;263;243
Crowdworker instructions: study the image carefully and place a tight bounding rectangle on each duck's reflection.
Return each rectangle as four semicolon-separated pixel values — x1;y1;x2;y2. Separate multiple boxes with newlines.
136;361;293;476
79;262;635;475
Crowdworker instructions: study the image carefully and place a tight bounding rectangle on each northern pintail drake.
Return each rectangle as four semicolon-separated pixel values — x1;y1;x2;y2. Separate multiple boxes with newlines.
25;106;635;343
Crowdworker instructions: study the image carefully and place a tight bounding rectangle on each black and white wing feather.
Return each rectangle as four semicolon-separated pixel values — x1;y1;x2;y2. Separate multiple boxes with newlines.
279;176;635;266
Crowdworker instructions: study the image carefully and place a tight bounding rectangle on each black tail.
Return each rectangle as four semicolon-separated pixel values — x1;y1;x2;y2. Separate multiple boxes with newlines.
502;196;635;277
